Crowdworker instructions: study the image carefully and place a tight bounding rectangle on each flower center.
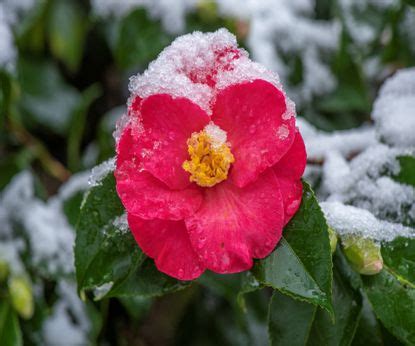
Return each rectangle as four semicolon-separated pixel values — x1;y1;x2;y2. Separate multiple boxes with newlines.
182;123;234;187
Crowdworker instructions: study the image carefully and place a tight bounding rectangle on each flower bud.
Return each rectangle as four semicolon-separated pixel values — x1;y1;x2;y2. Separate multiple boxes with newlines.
328;226;337;254
0;260;9;282
342;235;383;275
8;275;34;319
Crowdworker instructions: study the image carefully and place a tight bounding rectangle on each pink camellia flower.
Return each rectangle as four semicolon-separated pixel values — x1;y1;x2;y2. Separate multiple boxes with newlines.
115;29;306;280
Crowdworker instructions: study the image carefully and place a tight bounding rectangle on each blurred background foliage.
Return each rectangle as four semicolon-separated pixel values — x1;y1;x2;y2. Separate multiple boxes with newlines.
0;0;414;345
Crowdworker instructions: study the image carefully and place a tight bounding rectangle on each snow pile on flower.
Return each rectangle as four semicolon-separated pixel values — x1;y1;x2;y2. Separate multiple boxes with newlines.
126;29;289;116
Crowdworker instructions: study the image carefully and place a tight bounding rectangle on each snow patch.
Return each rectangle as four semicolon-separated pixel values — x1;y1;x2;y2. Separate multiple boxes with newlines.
372;67;415;147
204;122;227;148
43;281;91;345
89;157;116;187
321;202;415;242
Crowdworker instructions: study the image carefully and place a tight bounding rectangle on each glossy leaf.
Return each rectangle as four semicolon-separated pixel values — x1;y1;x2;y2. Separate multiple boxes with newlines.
106;259;189;298
363;269;415;344
75;172;187;299
382;237;415;287
268;291;316;346
254;239;330;309
237;272;263;311
75;173;143;295
352;296;383;346
308;267;362;346
254;182;333;314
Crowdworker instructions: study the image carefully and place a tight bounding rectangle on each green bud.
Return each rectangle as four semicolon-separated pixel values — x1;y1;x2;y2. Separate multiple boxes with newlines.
328;226;338;254
0;260;9;282
342;235;383;275
8;276;34;319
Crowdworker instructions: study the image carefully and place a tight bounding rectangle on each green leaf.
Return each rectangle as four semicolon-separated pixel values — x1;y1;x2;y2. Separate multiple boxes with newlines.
63;191;84;227
75;172;187;299
106;258;189;298
197;271;261;312
268;291;316;346
352;296;383;346
254;239;330;309
393;155;415;188
307;267;362;346
118;296;153;320
67;84;101;171
17;58;80;135
198;272;249;302
382;237;415;287
75;173;143;295
114;8;171;69
15;0;48;53
254;182;333;314
0;300;23;346
363;269;415;344
237;272;263;311
48;0;89;72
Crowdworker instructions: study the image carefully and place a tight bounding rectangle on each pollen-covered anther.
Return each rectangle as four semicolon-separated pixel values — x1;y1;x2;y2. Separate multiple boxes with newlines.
183;123;234;187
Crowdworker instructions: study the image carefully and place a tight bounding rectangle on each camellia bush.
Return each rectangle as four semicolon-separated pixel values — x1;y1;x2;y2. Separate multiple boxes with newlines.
1;0;415;345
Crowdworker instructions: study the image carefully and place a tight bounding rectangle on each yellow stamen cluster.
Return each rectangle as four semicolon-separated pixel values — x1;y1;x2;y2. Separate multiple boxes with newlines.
183;130;234;187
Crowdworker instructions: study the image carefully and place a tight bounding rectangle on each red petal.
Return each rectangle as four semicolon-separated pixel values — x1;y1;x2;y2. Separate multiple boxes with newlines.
273;130;306;180
116;127;203;220
212;80;296;188
185;170;284;274
277;177;303;225
139;94;210;189
272;130;306;225
128;214;205;280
